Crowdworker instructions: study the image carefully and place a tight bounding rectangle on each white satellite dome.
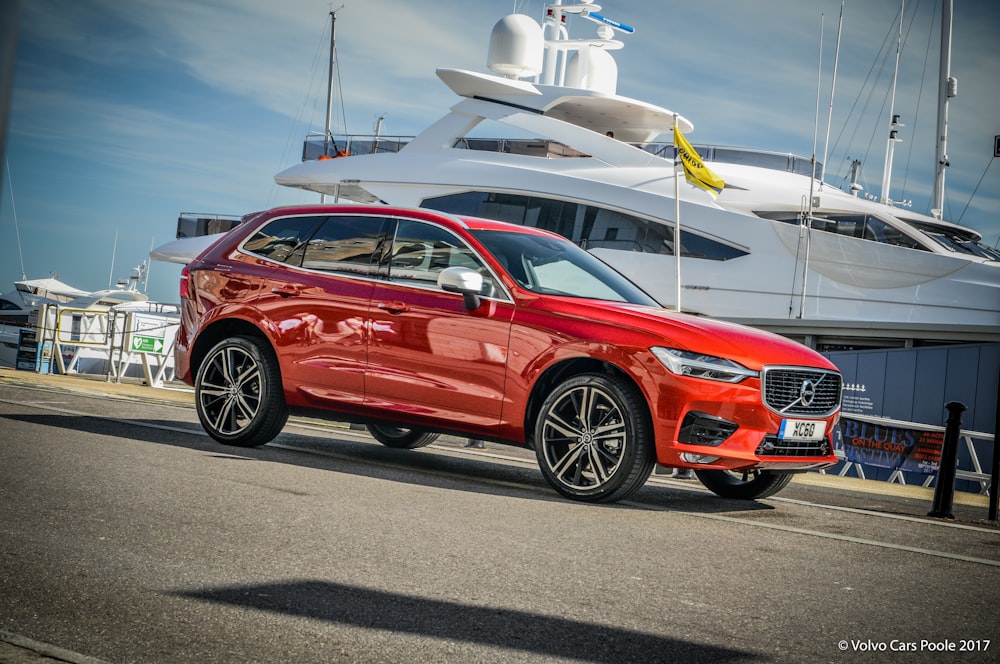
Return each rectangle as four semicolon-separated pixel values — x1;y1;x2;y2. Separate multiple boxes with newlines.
565;47;618;93
487;14;543;79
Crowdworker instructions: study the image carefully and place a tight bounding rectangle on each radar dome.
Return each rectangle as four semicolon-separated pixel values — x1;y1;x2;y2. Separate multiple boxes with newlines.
565;47;618;93
487;14;543;79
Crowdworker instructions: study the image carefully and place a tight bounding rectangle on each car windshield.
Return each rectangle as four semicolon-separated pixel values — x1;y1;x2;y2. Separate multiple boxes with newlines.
471;229;660;305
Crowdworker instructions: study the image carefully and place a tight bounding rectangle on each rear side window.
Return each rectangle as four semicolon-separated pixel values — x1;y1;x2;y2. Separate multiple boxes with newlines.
244;216;325;265
301;216;389;275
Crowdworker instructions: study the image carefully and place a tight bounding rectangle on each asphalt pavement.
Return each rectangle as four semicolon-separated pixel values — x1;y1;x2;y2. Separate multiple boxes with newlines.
0;366;995;663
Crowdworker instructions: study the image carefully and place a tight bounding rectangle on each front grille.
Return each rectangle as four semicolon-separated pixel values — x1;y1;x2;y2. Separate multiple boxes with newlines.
761;367;841;417
756;435;831;458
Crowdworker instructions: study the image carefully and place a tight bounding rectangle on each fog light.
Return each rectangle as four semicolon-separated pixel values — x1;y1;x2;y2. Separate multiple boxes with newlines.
678;412;738;447
680;453;721;464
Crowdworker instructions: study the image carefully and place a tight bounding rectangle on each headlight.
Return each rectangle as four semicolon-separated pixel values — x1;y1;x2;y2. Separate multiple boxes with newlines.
651;347;759;383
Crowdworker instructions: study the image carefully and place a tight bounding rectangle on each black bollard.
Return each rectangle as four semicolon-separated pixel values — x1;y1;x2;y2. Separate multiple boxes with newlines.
928;401;966;519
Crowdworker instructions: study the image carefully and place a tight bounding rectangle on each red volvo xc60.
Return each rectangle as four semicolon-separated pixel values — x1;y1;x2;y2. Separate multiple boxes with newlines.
177;205;842;503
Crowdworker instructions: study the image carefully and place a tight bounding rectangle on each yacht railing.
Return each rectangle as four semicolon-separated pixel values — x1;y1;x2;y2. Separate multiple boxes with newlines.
303;133;411;160
303;133;822;178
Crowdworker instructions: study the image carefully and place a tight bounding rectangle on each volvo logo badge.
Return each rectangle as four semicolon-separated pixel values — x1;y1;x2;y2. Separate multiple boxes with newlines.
800;379;817;407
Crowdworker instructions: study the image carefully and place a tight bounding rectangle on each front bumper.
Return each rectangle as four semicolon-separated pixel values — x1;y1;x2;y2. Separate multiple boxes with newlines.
649;372;840;472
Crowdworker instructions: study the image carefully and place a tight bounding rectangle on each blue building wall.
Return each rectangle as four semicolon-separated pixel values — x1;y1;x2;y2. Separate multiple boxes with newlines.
824;343;999;489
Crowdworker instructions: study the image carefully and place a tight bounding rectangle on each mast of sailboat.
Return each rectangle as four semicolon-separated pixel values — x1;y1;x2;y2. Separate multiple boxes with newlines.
323;7;342;159
819;0;844;193
798;12;826;319
931;0;954;219
322;5;344;203
880;0;904;205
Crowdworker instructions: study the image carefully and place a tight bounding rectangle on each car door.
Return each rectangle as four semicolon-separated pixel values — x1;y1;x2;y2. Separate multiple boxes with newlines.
365;218;514;430
252;213;390;406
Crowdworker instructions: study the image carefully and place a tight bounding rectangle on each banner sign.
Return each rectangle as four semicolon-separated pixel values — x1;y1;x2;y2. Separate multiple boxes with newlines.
839;417;944;474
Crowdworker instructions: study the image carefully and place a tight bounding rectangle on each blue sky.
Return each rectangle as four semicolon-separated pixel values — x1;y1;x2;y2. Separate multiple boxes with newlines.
2;0;998;304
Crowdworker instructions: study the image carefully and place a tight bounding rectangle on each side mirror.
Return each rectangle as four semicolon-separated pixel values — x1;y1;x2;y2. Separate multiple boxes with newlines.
438;266;483;310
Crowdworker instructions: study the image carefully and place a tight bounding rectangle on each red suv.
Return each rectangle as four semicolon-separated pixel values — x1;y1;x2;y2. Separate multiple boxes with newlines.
177;205;841;503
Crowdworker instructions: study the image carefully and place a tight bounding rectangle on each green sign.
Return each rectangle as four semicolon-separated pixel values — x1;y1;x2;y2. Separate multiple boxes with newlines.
131;335;165;354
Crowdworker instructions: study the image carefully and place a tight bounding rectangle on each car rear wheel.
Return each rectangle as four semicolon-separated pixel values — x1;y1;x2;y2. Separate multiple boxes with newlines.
366;424;440;449
694;469;793;500
535;373;655;503
195;336;288;447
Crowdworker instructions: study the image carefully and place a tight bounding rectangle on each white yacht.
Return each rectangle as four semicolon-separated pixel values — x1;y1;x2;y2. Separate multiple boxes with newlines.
265;2;998;341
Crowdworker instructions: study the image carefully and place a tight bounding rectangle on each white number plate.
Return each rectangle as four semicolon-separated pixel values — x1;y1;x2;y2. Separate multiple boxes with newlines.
778;419;826;441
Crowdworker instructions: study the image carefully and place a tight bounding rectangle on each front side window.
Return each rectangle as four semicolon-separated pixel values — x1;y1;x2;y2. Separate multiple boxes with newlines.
472;229;659;305
388;220;499;296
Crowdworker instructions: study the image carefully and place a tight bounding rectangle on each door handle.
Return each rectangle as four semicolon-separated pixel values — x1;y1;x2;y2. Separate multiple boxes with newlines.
376;301;410;314
271;285;300;298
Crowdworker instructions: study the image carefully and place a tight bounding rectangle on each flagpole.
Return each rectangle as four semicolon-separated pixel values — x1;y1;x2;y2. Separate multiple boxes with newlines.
673;114;682;313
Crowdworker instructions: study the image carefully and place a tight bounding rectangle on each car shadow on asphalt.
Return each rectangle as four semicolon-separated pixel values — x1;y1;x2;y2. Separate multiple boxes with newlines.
175;579;765;663
3;411;776;515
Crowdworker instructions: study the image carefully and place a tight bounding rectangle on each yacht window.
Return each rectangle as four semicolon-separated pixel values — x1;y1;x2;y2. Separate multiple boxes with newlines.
422;192;748;261
757;212;926;251
244;216;326;265
920;231;983;257
904;218;1000;260
956;240;1000;261
525;197;578;239
454;121;586;158
176;213;242;239
482;193;535;225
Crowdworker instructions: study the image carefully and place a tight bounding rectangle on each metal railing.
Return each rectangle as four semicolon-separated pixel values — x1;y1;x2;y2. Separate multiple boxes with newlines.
302;132;822;178
30;304;180;388
822;412;994;495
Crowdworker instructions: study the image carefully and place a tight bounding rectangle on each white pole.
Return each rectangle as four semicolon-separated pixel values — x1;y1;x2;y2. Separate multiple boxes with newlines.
801;13;825;319
931;0;953;218
820;1;844;191
108;230;118;290
673;115;682;313
880;1;904;204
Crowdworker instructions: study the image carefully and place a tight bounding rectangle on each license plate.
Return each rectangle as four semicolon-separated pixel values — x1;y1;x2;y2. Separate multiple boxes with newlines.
778;419;826;441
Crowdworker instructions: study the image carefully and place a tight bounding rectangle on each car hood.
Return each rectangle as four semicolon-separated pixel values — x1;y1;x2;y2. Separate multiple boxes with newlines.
552;298;835;372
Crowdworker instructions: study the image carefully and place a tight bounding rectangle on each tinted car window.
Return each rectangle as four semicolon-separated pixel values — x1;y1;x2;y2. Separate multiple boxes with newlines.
243;215;325;265
301;216;388;276
389;220;499;295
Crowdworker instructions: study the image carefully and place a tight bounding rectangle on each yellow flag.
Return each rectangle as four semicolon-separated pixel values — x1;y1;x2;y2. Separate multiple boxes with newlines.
674;126;725;197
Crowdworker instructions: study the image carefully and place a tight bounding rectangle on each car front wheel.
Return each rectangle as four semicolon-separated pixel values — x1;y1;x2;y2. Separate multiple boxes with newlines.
195;336;288;447
366;424;440;449
535;373;655;503
694;469;793;500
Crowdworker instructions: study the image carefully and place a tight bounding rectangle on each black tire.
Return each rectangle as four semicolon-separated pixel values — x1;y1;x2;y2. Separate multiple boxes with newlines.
366;424;440;449
534;372;655;503
694;469;793;500
195;336;288;447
